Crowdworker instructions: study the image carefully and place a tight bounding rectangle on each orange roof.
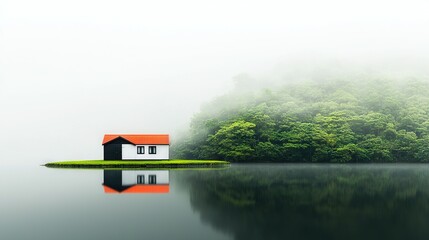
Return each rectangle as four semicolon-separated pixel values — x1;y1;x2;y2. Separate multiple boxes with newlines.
103;184;170;194
102;134;169;145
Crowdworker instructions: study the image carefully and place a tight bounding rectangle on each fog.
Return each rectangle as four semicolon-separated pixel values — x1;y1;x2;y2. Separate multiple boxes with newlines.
1;0;429;165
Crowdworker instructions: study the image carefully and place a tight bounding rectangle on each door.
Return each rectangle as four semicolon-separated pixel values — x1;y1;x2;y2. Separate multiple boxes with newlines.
104;144;122;160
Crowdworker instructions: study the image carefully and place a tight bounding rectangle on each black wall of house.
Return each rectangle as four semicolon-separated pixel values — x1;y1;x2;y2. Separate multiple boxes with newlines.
103;137;132;160
103;170;128;192
104;144;122;160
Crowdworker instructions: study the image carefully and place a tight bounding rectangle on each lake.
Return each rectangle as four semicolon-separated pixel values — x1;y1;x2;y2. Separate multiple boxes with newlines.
2;164;429;240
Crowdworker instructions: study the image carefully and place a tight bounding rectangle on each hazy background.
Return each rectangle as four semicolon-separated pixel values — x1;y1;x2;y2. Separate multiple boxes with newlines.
1;0;429;165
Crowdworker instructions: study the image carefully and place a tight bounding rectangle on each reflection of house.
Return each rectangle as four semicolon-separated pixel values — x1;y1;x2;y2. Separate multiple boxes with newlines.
102;134;169;160
103;170;170;194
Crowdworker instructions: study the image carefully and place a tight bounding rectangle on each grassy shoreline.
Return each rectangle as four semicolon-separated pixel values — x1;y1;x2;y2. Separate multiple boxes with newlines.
44;160;230;169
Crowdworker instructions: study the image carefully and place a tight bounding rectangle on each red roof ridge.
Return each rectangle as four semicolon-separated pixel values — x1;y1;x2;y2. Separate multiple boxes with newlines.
103;184;170;194
104;133;170;136
102;134;170;145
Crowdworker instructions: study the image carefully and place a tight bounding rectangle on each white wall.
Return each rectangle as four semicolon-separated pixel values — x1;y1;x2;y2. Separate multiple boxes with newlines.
122;144;169;160
122;170;169;186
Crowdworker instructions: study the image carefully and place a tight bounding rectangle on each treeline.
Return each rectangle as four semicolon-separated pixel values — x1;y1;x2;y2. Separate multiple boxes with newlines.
173;77;429;162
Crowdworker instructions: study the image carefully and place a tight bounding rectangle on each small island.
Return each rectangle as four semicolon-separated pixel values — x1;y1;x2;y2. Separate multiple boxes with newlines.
44;160;230;169
44;134;229;169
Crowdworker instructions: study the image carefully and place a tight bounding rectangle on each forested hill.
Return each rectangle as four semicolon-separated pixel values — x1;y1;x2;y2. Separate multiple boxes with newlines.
172;77;429;162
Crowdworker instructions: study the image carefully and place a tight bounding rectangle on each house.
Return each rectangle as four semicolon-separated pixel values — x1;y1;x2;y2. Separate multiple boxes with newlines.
103;170;170;194
102;134;170;160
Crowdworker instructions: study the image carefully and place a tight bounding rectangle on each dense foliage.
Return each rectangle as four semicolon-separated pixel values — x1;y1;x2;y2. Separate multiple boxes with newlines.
173;77;429;162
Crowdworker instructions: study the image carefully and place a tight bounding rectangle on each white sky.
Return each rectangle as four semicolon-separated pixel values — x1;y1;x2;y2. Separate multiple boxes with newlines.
1;0;429;164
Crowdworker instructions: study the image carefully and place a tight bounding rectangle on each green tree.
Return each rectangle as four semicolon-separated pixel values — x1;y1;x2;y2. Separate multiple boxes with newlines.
415;136;429;162
173;77;429;163
208;121;257;162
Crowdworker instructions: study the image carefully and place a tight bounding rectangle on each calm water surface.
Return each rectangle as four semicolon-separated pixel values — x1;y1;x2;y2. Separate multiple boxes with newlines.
1;164;429;240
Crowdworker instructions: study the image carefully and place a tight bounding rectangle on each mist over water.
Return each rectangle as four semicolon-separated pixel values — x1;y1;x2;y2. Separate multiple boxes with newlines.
2;2;429;240
1;0;429;165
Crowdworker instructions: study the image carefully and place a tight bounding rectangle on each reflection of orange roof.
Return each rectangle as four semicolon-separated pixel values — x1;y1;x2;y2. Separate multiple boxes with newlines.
103;184;170;194
102;134;170;145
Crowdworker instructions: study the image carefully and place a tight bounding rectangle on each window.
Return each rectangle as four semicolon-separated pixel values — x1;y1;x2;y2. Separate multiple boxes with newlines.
148;175;157;184
137;175;145;184
148;146;157;154
137;146;145;154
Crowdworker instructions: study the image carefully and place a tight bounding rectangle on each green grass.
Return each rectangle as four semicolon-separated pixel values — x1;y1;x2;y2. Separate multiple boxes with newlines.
44;160;230;169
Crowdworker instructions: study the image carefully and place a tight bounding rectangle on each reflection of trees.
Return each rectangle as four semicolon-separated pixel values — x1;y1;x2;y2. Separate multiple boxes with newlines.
181;165;429;240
